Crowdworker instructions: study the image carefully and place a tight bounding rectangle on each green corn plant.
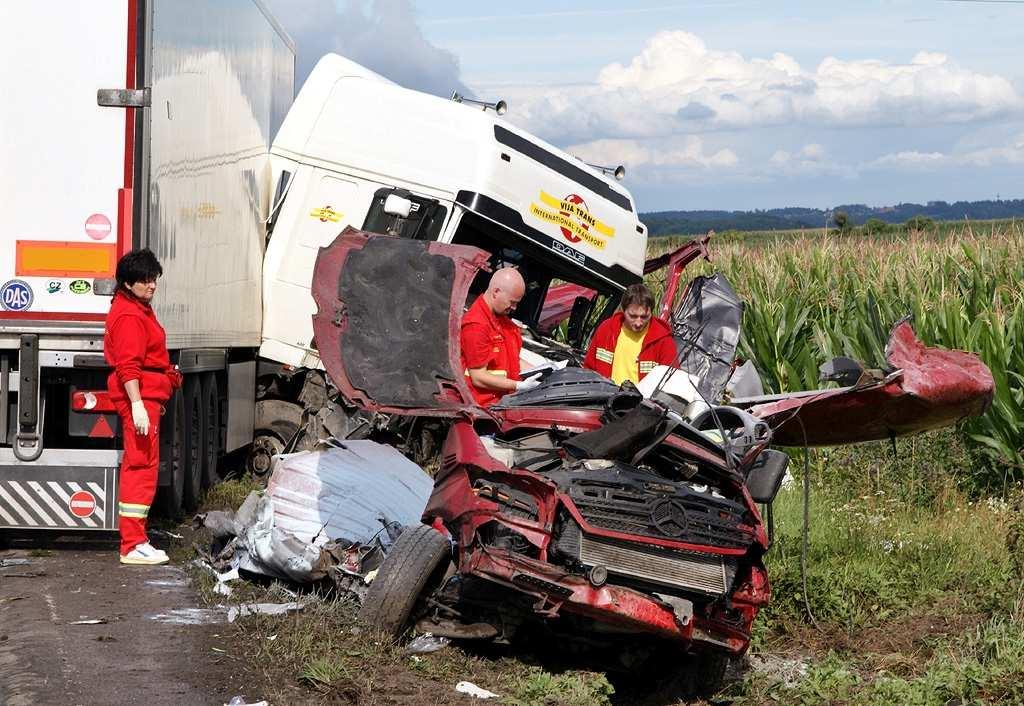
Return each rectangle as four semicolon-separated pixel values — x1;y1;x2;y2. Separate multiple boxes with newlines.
650;223;1024;488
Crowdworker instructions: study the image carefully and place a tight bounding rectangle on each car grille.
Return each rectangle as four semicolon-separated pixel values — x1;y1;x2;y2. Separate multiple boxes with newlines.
568;485;752;549
557;521;737;596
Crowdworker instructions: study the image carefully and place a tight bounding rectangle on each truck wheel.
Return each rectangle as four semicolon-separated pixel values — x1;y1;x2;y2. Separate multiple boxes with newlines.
359;524;452;637
182;375;204;511
200;373;220;489
247;400;302;480
155;389;186;517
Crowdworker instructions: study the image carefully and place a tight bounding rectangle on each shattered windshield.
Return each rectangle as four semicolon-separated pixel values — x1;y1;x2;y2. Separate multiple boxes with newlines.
451;210;620;339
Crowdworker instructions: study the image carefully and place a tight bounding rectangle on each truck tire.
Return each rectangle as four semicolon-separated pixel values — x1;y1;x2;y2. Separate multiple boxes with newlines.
359;524;452;637
200;373;220;489
247;399;303;479
182;375;204;511
155;389;186;517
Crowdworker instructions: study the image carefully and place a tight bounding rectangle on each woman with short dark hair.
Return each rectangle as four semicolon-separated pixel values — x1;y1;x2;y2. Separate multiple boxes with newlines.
104;249;182;565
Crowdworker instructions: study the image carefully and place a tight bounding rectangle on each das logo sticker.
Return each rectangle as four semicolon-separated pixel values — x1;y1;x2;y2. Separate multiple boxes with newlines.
69;279;91;294
0;279;33;311
529;191;615;250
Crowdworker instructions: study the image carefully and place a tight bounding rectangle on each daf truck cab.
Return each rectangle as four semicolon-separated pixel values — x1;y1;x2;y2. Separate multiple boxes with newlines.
254;55;648;466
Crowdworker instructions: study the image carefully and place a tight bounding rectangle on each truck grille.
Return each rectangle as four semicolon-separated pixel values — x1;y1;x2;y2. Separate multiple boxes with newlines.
557;522;736;596
569;487;751;549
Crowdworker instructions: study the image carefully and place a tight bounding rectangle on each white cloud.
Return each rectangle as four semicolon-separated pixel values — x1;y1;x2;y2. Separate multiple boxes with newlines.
868;150;947;169
265;0;467;96
866;136;1024;170
567;136;738;170
496;30;1023;145
800;143;825;161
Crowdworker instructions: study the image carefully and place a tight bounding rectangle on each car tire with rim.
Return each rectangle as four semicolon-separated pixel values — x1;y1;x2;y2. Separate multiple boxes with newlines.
359;524;452;637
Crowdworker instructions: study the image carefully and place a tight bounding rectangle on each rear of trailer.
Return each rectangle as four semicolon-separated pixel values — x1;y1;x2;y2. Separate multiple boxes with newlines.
0;0;294;532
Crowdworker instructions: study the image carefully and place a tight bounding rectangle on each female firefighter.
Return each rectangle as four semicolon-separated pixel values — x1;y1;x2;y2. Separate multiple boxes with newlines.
104;249;182;565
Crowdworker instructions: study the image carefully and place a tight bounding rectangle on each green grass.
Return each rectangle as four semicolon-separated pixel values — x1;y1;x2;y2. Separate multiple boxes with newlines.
729;431;1024;705
200;473;264;512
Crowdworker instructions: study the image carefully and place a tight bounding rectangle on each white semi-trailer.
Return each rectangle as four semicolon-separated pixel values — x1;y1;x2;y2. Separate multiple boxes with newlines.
0;6;651;535
0;0;294;526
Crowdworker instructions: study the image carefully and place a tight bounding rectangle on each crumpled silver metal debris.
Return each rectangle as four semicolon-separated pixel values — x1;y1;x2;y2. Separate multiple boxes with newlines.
198;441;433;585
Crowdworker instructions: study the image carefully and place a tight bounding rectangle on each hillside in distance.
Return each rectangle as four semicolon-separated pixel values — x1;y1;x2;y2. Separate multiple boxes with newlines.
640;198;1024;236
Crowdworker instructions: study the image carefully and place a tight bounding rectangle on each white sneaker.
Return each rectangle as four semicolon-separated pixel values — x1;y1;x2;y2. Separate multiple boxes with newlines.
120;542;169;565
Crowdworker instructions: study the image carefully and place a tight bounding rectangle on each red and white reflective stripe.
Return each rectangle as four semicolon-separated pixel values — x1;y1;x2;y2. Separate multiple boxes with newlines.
0;480;102;528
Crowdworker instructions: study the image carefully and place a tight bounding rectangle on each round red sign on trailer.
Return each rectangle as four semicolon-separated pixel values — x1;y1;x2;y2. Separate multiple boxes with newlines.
69;490;97;517
84;213;112;241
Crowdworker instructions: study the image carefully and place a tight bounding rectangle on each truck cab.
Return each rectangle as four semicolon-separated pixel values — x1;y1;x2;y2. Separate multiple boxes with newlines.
261;54;647;374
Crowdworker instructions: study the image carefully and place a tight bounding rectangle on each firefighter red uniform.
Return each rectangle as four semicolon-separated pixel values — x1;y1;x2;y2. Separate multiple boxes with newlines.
104;290;181;555
460;295;523;406
583;311;678;382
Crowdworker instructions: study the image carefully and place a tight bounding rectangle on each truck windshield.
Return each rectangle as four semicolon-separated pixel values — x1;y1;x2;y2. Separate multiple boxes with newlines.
450;210;620;343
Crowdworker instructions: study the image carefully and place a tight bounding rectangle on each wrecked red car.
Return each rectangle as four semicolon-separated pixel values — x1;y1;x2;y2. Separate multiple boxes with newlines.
309;228;993;698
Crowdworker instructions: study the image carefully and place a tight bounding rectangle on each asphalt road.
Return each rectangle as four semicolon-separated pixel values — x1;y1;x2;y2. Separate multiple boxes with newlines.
0;538;252;706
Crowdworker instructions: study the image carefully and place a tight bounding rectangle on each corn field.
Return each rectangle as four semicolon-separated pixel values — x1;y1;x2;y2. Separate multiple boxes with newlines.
649;222;1024;488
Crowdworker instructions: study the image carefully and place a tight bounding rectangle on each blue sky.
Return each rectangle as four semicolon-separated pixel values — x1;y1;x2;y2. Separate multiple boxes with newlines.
268;0;1024;211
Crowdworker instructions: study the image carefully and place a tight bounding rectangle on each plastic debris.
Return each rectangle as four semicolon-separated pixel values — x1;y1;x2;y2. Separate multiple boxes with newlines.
198;443;432;586
226;601;305;623
225;697;269;706
150;529;184;540
406;633;451;654
70;618;108;625
455;681;500;699
147;608;224;625
0;558;31;568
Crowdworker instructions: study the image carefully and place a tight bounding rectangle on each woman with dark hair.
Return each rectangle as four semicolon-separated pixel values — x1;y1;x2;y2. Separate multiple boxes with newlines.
104;248;182;565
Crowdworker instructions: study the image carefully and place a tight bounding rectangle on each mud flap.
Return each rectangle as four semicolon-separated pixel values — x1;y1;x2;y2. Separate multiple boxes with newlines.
0;450;120;530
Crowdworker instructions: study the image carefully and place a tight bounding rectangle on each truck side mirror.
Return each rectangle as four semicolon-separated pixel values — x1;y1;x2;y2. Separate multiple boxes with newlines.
383;194;412;218
566;296;590;348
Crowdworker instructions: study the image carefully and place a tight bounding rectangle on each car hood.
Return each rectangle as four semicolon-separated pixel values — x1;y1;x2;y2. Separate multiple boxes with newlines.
311;228;489;417
736;319;994;446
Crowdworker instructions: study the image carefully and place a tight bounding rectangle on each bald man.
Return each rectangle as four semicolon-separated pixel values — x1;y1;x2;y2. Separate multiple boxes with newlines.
460;267;541;405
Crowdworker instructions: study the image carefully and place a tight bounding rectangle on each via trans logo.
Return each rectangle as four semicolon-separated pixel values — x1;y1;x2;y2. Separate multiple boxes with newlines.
1;279;34;311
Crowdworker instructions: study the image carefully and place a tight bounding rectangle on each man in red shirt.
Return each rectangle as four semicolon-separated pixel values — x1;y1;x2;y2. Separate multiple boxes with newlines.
460;268;540;405
584;283;678;384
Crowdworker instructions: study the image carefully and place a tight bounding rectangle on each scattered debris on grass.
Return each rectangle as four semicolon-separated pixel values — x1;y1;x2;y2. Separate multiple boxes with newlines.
455;680;500;699
227;602;305;623
146;607;224;625
406;633;450;655
196;444;432;599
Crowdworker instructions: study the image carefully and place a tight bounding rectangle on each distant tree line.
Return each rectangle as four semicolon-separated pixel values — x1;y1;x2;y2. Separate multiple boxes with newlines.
641;199;1024;236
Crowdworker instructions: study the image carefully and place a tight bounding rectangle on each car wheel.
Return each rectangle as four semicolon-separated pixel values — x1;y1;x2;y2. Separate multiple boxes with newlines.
359;524;451;637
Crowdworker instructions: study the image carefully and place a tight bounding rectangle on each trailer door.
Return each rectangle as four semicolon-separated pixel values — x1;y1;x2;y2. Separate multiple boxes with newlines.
0;2;132;321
